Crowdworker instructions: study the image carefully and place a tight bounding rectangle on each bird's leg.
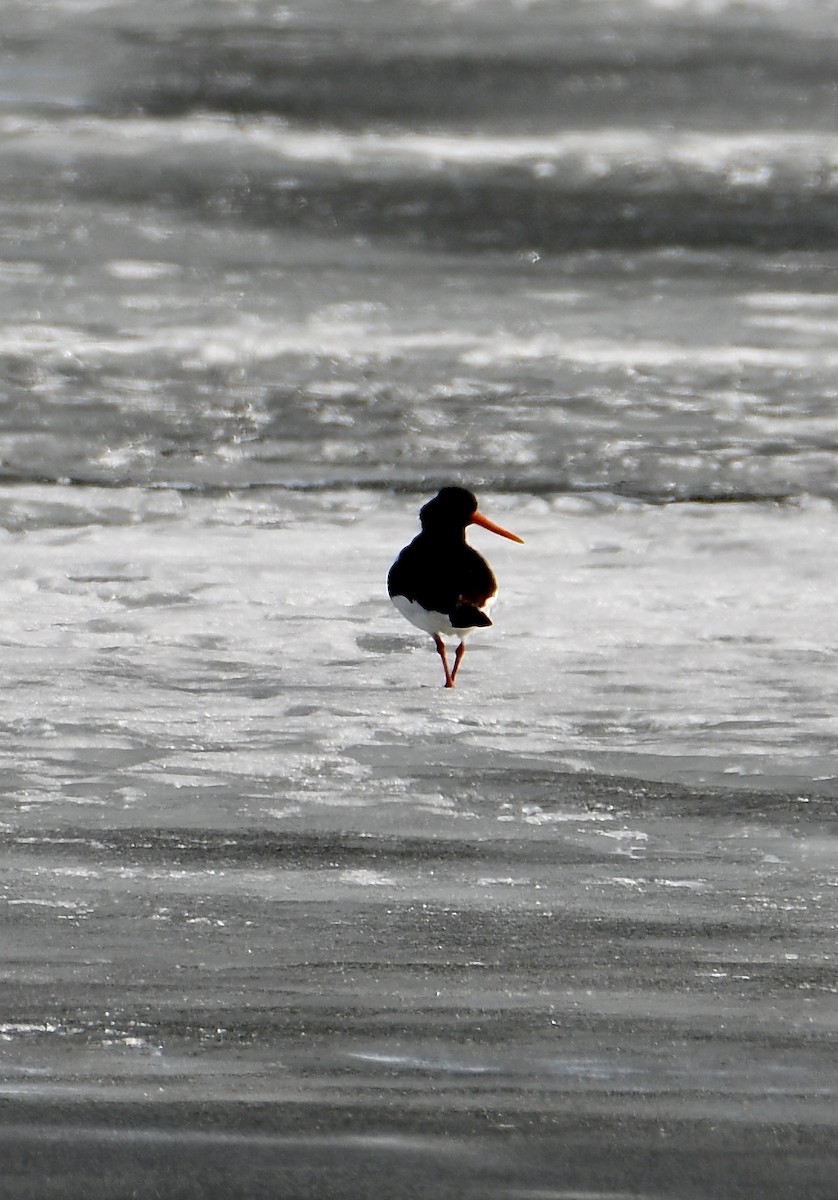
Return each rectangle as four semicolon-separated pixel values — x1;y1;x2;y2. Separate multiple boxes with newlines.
450;640;466;684
433;634;454;688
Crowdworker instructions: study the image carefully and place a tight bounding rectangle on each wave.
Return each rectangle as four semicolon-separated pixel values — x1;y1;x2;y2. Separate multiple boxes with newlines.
8;114;838;252
93;18;838;131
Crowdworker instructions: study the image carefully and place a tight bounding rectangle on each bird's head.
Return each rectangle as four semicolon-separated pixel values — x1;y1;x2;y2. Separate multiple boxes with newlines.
419;487;523;542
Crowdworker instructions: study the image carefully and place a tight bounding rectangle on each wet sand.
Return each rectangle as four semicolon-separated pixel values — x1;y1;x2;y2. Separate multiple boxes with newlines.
4;1107;838;1199
2;769;837;1199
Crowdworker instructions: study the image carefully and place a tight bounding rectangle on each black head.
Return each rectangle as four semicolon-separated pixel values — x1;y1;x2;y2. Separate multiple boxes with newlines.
419;487;478;534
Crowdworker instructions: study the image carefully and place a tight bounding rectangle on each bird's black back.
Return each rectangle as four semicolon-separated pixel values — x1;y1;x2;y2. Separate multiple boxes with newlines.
388;532;497;626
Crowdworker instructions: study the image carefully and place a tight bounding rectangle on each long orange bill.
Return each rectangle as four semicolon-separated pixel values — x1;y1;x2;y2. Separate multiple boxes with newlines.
470;511;524;543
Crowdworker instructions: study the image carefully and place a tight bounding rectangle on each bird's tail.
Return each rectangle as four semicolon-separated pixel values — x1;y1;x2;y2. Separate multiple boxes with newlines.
450;602;492;629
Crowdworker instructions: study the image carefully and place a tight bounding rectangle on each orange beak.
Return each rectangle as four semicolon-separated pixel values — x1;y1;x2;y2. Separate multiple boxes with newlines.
470;511;524;544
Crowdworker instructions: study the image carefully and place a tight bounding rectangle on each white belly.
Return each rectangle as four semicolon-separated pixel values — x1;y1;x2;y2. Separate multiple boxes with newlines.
391;594;493;639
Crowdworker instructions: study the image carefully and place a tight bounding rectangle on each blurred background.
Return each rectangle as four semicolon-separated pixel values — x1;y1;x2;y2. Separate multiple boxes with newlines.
3;0;838;501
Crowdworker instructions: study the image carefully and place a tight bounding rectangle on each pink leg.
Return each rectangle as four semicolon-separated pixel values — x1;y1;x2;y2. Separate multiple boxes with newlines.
434;634;454;688
451;640;466;684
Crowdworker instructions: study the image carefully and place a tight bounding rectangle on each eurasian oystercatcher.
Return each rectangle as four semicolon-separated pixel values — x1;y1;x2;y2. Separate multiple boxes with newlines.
388;487;524;688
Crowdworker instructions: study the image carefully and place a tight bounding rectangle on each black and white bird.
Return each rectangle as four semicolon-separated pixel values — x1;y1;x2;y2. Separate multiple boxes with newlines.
388;487;523;688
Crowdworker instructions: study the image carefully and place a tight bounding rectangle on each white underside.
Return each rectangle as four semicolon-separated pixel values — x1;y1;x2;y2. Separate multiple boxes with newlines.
391;593;494;640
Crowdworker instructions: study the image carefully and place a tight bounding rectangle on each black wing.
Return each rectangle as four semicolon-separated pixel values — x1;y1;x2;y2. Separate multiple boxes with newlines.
388;535;497;623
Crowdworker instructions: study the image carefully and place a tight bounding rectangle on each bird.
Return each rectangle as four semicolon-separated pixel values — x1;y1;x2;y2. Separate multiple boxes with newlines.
388;486;524;688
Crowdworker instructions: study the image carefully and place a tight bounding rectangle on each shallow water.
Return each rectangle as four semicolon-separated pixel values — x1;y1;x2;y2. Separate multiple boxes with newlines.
2;0;838;1196
2;488;838;1197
